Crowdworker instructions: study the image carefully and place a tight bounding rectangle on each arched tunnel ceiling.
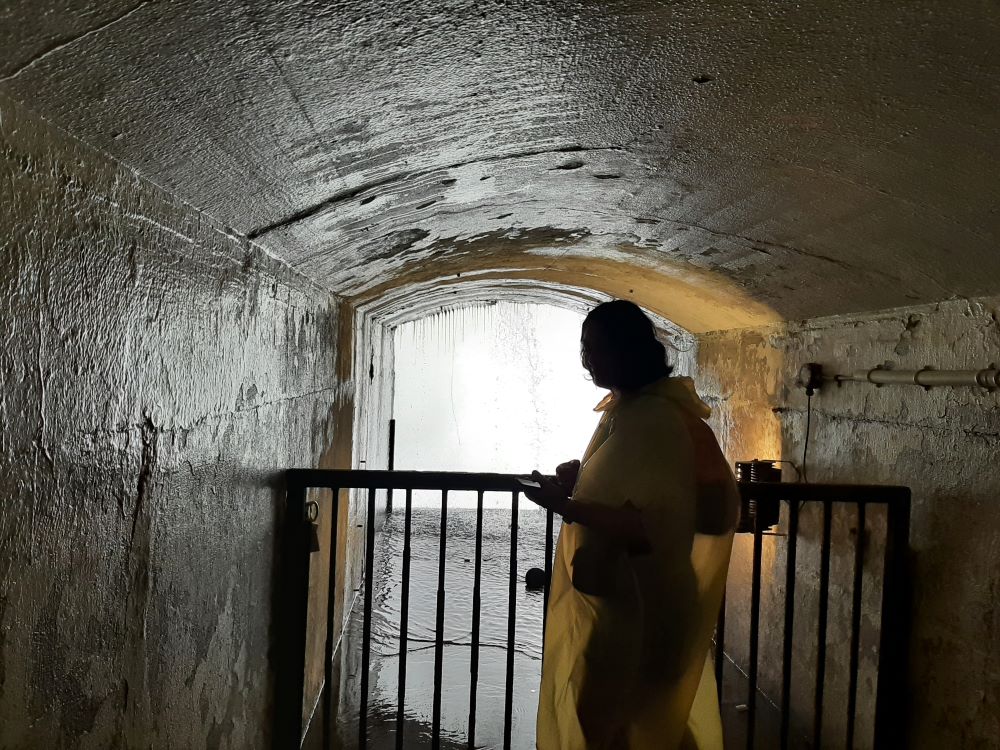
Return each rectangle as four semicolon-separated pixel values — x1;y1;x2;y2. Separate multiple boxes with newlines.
3;1;999;331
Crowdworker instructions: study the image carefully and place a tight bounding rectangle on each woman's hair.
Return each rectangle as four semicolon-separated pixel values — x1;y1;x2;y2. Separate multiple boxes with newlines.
582;300;673;390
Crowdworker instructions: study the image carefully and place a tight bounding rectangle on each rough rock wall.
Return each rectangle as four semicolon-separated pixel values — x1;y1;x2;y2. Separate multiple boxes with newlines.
693;295;1000;747
0;93;345;748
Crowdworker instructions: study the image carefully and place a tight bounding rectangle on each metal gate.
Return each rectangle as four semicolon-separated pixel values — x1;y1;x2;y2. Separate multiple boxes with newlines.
275;470;909;750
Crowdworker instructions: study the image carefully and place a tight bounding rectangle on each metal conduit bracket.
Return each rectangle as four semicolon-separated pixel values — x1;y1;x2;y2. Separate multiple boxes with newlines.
979;364;999;391
914;365;934;391
867;366;887;388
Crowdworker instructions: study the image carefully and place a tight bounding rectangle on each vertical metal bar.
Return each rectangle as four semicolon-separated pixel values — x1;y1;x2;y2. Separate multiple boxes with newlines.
359;488;377;750
431;490;449;749
873;495;911;749
715;588;726;701
814;500;834;748
503;491;520;750
388;419;396;470
468;490;485;748
387;419;396;514
846;502;866;749
395;489;413;750
274;478;310;750
780;500;800;750
543;508;554;637
747;513;765;750
322;488;342;749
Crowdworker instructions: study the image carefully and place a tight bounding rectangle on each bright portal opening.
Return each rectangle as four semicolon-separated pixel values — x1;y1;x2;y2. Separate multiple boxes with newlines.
392;302;604;505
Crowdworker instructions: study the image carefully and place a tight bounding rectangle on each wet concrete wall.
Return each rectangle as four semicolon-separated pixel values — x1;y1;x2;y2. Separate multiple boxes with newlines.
0;93;346;748
692;295;1000;747
300;310;394;738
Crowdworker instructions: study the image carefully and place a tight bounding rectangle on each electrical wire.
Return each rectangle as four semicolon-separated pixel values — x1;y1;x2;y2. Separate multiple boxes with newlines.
801;391;813;484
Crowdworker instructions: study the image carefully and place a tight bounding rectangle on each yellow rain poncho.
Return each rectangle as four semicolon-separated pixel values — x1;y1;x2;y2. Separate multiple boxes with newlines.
537;376;738;749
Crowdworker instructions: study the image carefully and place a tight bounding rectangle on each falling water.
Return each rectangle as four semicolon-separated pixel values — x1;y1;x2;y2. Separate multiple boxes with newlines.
392;302;604;507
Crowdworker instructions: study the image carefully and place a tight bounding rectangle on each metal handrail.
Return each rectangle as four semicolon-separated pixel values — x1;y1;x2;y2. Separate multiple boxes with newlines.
285;468;540;492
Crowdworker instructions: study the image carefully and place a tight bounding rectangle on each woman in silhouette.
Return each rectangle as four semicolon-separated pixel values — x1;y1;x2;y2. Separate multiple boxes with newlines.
524;300;738;749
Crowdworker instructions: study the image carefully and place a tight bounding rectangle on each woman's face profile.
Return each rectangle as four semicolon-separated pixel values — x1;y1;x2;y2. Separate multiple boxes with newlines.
581;323;615;389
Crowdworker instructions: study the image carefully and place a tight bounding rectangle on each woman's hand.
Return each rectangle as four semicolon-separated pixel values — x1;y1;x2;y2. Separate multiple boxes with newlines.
555;459;581;494
521;471;570;516
522;465;649;552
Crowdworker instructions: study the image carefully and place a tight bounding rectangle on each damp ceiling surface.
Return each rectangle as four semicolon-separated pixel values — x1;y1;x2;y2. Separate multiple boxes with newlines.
3;0;999;328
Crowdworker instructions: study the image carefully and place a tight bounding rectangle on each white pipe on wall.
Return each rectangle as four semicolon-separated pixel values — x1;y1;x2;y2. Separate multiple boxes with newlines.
831;366;999;390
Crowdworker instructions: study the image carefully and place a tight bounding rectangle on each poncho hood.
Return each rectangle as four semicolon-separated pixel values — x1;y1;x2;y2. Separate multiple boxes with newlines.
594;375;712;420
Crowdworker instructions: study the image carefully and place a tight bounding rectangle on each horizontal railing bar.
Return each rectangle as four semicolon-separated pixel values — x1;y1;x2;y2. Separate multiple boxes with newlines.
287;470;910;506
287;469;540;492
